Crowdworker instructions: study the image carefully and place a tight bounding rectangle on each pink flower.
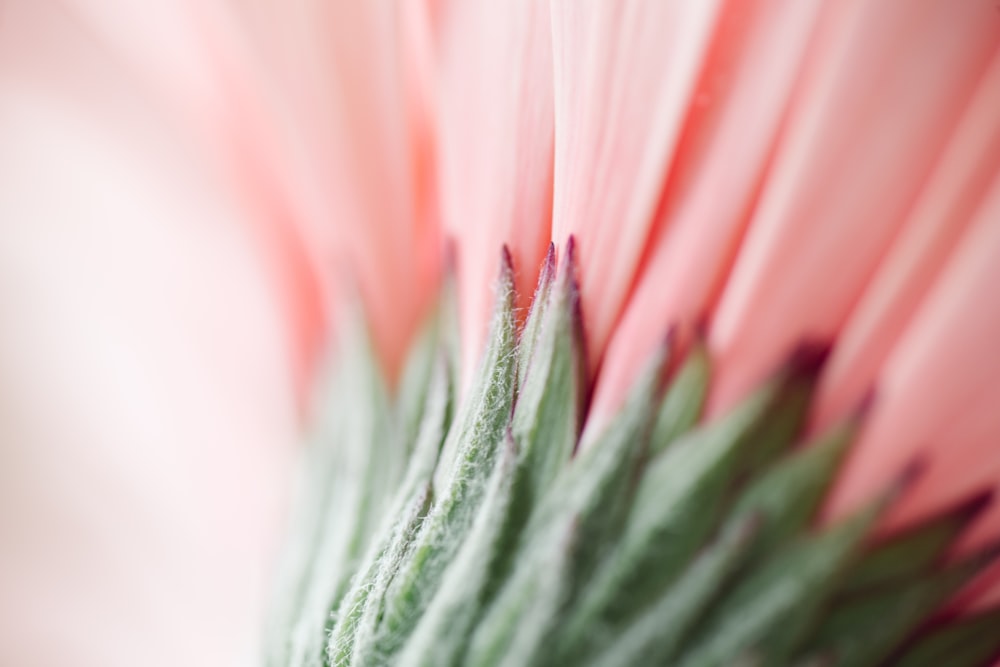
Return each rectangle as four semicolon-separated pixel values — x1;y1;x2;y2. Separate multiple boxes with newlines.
2;0;1000;664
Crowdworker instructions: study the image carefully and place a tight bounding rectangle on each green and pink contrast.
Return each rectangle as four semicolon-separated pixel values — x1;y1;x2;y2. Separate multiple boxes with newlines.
61;0;1000;664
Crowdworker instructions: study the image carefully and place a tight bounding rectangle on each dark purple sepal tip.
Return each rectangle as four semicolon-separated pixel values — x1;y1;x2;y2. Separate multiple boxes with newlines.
784;340;833;381
499;244;514;275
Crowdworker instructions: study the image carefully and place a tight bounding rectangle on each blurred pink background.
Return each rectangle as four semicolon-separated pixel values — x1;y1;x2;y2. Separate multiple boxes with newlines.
0;3;300;665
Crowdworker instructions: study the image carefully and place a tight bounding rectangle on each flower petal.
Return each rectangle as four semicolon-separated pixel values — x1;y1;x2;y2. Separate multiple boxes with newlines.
68;0;442;380
60;0;332;383
590;0;825;430
436;0;555;378
708;0;998;413
812;47;1000;430
825;178;1000;531
550;0;725;369
233;0;443;380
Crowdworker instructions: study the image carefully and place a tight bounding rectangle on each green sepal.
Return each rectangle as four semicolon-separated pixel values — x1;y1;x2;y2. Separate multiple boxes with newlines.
372;250;518;662
893;607;1000;667
510;239;586;506
464;517;580;667
515;242;556;389
470;340;671;667
789;656;835;667
650;339;710;455
798;544;1000;667
729;416;857;564
560;366;800;656
739;343;830;476
330;483;434;667
585;515;761;667
275;311;401;667
327;351;453;666
388;244;588;667
529;334;670;576
410;243;587;666
273;244;1000;667
396;433;523;667
676;498;882;667
394;273;459;459
839;491;991;597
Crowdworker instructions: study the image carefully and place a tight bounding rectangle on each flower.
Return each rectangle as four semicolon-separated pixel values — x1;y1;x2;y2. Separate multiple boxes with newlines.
3;0;1000;666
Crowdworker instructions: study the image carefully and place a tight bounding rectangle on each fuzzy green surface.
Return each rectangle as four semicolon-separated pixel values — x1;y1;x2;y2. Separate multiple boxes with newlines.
268;248;1000;667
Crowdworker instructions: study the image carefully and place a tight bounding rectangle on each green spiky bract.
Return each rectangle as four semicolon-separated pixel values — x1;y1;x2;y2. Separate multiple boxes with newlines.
268;245;1000;667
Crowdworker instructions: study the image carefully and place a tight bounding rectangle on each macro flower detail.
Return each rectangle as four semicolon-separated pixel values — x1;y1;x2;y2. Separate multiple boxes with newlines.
268;245;1000;667
257;0;1000;665
3;0;1000;666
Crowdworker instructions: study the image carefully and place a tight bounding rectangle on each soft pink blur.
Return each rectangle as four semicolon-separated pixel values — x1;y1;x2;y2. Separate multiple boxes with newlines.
0;3;300;666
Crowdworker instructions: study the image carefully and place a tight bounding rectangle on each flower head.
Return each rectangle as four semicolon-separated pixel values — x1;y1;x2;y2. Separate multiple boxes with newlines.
4;0;1000;665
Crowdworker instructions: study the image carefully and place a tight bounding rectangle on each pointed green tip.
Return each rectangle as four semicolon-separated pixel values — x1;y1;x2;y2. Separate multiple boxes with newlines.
276;247;1000;667
498;244;514;291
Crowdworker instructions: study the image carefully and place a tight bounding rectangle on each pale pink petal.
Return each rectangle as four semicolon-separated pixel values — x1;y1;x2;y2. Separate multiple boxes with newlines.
589;0;825;432
60;0;331;386
0;3;297;664
69;0;441;380
814;48;1000;429
227;0;444;380
825;179;1000;530
436;0;554;377
551;0;725;370
708;0;998;413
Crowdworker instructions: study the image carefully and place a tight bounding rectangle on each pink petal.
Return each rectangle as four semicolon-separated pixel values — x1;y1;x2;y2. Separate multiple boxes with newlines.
435;0;555;378
232;0;443;380
551;0;725;370
814;48;1000;430
708;0;998;414
824;179;1000;530
590;0;825;432
68;0;441;381
60;0;332;386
